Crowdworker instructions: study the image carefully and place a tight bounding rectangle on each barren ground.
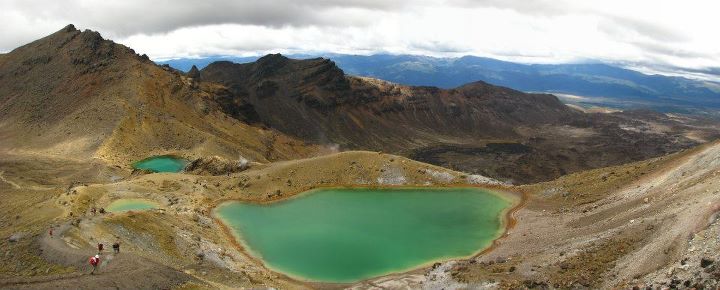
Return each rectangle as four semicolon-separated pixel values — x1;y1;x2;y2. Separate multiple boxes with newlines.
1;142;719;289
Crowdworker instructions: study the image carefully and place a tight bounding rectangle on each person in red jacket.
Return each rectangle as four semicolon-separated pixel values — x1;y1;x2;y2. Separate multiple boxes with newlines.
89;255;100;275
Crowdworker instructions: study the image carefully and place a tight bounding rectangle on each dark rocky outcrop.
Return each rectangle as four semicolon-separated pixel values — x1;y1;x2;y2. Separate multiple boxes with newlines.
187;65;200;79
701;258;715;268
197;54;717;183
184;156;250;176
199;54;579;147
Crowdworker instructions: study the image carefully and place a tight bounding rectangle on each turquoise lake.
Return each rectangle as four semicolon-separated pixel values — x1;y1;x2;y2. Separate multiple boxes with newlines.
215;187;513;283
106;199;158;212
132;156;187;173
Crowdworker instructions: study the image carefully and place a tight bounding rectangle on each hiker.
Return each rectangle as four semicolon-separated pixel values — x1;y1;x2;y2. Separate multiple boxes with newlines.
90;207;97;215
89;255;100;275
112;241;120;254
48;227;53;238
97;243;104;253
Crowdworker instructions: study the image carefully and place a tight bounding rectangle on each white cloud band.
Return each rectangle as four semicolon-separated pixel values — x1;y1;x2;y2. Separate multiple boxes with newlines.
1;0;719;76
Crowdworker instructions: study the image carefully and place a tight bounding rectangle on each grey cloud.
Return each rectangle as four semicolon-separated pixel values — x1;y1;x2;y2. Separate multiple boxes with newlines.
5;0;408;37
630;40;711;59
455;0;690;44
595;15;700;64
447;0;572;16
601;16;689;43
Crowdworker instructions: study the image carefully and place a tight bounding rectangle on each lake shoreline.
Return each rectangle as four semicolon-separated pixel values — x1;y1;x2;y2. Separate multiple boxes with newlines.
212;185;527;286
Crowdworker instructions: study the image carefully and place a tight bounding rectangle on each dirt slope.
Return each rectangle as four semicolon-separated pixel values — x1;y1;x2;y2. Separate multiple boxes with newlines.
422;141;720;289
2;141;719;289
0;25;320;167
1;223;197;290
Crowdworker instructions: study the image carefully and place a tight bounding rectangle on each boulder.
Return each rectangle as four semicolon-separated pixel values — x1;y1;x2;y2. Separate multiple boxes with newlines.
8;233;24;243
701;258;715;268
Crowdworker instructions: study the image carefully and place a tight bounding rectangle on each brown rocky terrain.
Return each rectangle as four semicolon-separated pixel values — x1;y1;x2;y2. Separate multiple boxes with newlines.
3;25;715;184
198;55;720;183
0;25;321;168
1;25;720;290
0;150;504;289
2;143;719;289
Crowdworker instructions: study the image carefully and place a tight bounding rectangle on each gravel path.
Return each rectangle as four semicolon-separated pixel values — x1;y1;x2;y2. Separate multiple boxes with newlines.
0;222;198;289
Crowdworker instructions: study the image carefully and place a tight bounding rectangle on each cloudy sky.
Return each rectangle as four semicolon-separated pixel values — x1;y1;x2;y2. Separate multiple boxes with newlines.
2;0;719;79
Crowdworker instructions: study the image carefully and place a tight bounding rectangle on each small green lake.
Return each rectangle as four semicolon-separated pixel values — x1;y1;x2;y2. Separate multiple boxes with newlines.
215;187;513;283
132;156;187;173
107;199;158;212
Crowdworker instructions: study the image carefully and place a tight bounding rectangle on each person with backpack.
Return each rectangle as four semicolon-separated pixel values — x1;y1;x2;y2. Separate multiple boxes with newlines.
89;255;100;275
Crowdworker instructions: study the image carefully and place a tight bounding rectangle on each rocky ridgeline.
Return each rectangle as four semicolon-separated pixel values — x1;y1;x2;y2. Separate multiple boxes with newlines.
193;52;720;184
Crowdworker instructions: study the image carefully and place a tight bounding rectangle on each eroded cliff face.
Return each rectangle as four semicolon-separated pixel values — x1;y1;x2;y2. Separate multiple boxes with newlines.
200;54;577;143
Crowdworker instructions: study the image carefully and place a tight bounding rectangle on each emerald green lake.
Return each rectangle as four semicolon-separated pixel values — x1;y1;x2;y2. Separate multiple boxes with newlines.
107;199;158;212
215;187;513;283
132;156;187;173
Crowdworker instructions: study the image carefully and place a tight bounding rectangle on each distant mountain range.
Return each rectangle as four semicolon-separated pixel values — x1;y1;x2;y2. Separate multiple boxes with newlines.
1;24;717;184
191;54;717;183
159;54;720;113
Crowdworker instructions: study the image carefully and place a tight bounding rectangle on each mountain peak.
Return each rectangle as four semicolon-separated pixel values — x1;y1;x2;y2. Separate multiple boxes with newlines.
42;24;84;42
62;24;77;33
0;24;158;81
254;53;290;72
257;53;288;62
188;65;200;78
